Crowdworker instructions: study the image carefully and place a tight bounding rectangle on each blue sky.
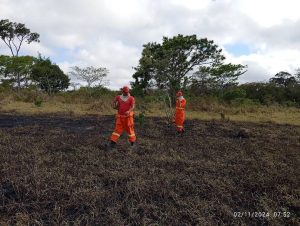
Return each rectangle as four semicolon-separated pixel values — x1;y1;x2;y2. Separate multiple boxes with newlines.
224;43;251;57
1;0;300;89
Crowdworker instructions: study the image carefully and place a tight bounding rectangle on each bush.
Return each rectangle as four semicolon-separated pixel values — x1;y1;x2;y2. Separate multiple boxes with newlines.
143;95;159;104
283;100;298;107
0;85;6;93
230;98;260;107
223;88;246;102
34;96;43;107
0;79;14;89
76;86;114;98
187;96;220;111
262;94;276;106
135;111;146;125
13;89;37;102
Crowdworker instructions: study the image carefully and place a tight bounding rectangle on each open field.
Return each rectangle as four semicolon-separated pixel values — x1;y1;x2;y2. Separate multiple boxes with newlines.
0;98;300;126
0;113;299;225
1;89;300;125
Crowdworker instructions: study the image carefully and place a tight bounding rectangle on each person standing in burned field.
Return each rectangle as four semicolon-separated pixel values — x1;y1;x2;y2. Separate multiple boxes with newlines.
174;91;186;135
106;86;136;150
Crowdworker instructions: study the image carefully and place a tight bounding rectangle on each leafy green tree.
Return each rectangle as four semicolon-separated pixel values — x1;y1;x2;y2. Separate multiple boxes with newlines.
0;55;7;78
268;71;300;105
132;34;225;101
295;68;300;83
0;55;35;88
70;82;81;91
0;19;40;56
269;71;297;88
286;69;300;104
190;71;219;96
223;87;247;102
239;82;299;105
190;63;246;99
69;66;109;88
0;78;14;89
239;82;266;102
197;63;247;89
31;56;69;95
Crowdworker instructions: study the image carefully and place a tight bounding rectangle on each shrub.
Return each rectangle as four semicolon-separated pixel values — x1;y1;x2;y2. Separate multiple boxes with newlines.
0;85;6;93
34;96;43;107
223;88;246;102
135;111;146;125
283;100;298;107
13;89;37;102
230;98;260;107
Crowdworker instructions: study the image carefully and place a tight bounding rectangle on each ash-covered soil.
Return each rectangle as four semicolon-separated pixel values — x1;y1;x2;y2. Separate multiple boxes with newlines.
0;113;299;225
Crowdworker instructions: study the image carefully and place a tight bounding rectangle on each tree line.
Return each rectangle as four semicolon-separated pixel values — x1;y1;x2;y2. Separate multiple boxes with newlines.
1;19;299;106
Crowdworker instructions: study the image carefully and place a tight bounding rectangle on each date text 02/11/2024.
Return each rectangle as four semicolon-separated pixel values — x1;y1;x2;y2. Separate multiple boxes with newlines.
233;212;291;218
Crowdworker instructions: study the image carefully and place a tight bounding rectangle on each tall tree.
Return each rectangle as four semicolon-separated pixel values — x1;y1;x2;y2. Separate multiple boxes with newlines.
0;19;40;57
269;71;297;88
132;34;225;101
69;66;109;88
31;56;69;95
69;82;81;91
0;55;35;88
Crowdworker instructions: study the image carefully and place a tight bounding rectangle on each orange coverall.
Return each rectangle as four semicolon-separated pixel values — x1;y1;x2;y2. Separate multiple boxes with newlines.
110;96;136;143
175;98;186;132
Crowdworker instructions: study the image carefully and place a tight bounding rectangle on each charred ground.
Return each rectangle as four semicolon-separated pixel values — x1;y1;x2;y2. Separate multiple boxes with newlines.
0;113;299;225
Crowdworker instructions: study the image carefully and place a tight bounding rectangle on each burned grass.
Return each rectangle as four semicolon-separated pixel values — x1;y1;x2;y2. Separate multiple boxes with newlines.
0;113;299;225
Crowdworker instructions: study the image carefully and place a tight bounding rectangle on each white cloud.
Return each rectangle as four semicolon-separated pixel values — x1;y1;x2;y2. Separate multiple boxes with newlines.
22;42;53;57
236;0;300;27
169;0;212;10
57;37;140;89
225;49;300;83
0;0;299;89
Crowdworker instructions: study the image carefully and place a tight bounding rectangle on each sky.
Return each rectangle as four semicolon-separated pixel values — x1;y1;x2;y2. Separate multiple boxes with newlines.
1;0;300;89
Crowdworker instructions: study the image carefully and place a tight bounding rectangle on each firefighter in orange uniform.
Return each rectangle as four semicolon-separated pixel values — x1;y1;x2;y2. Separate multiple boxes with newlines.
174;91;186;134
106;86;136;149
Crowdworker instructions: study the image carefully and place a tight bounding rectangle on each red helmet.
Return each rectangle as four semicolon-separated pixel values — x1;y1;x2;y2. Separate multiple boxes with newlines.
122;86;129;93
176;91;183;97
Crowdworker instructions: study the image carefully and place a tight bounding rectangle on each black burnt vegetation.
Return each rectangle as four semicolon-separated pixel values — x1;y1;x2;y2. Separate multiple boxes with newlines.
0;113;299;225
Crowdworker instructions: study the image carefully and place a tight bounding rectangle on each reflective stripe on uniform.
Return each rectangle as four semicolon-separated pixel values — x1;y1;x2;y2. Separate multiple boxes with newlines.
176;125;183;128
117;113;133;118
128;133;136;137
112;132;120;137
176;107;184;110
117;114;129;118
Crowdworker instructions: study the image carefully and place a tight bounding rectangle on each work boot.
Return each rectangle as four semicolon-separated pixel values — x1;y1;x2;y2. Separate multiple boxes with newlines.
105;140;116;151
129;142;137;151
176;130;184;136
181;128;185;136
